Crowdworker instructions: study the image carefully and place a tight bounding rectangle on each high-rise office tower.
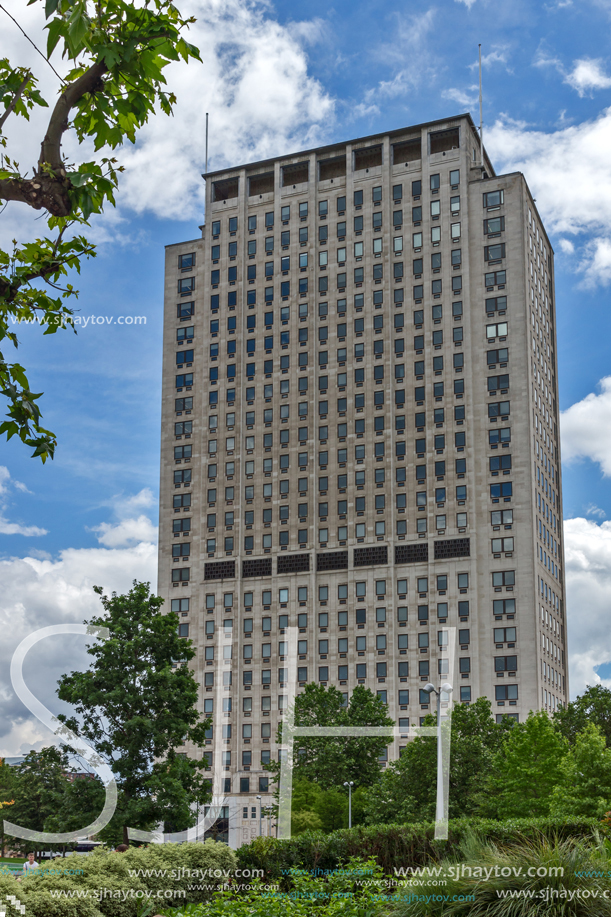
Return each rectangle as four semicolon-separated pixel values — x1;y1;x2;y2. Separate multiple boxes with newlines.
160;114;567;846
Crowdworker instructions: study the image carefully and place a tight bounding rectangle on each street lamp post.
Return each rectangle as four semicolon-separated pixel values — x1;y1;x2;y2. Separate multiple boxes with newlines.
422;682;453;825
343;781;354;829
256;795;262;837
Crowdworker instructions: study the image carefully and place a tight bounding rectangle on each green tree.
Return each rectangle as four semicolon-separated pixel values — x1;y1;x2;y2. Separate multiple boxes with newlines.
56;581;210;845
0;759;17;855
362;697;507;825
550;723;611;818
274;684;394;790
314;787;348;833
480;709;568;819
45;771;107;841
554;684;611;748
291;809;322;835
7;746;71;853
0;0;200;461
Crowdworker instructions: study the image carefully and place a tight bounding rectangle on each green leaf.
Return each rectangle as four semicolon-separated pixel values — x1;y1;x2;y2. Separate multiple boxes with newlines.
44;0;60;19
45;18;65;59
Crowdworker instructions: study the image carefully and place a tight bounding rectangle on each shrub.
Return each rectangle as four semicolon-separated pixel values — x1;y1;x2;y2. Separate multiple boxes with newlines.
388;832;611;916
156;856;388;916
0;841;236;917
236;817;599;880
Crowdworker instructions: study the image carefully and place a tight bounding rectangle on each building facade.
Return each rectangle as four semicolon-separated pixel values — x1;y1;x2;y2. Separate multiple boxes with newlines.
159;114;567;845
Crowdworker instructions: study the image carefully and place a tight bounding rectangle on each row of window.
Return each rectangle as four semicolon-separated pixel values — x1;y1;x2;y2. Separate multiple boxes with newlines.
200;307;465;350
202;353;468;382
170;596;516;617
183;451;470;491
205;327;466;357
198;611;475;634
188;447;476;481
204;283;463;312
201;633;476;657
210;225;464;260
174;571;512;598
205;216;503;269
197;463;506;504
209;175;466;236
205;270;469;298
206;310;460;338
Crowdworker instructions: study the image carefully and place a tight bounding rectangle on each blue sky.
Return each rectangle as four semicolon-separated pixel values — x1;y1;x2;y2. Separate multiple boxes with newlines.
3;0;611;748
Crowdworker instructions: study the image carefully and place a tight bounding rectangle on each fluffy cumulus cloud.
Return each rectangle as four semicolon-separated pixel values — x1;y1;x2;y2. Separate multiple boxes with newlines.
560;376;611;475
0;485;157;755
564;517;611;695
0;0;333;230
564;58;611;96
115;0;334;220
486;109;611;283
0;541;157;756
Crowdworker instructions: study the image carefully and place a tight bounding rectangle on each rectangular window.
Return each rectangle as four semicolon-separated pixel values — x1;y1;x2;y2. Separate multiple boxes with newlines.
484;216;505;234
483;190;504;208
485;243;506;261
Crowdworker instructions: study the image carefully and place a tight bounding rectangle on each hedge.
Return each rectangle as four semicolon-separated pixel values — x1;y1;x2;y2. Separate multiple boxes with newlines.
236;816;600;879
0;840;236;917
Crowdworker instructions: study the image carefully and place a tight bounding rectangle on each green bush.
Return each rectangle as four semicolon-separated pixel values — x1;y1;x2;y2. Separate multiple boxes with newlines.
236;817;599;880
388;833;611;916
0;841;236;917
156;856;388;916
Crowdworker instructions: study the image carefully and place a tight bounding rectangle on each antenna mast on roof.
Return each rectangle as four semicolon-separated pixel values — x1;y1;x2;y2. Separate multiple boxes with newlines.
205;112;209;175
478;45;484;170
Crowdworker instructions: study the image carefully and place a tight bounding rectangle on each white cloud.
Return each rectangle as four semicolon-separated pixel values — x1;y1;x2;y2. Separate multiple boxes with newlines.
356;10;436;110
0;0;333;229
564;517;611;696
454;0;477;8
92;515;158;548
115;0;334;220
0;477;158;750
0;541;157;754
486;108;611;284
442;86;479;109
565;58;611;96
561;376;611;475
0;466;47;538
89;488;158;547
468;48;510;70
487;110;611;235
586;503;607;518
114;488;156;517
577;236;611;286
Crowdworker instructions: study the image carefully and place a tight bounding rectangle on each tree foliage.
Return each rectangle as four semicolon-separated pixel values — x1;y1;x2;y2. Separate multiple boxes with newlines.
479;709;568;819
2;747;105;854
56;581;210;844
550;723;611;818
0;0;200;460
554;684;611;748
273;683;394;790
361;697;509;824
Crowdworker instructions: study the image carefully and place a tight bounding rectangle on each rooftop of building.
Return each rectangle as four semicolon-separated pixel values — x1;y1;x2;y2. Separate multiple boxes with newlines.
201;111;495;181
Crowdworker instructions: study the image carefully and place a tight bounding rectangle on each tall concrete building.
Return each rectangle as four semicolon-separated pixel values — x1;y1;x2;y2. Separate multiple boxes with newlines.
160;114;567;845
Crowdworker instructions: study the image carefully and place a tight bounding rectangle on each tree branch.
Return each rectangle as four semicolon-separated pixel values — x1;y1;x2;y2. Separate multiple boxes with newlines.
39;60;108;173
0;72;30;133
